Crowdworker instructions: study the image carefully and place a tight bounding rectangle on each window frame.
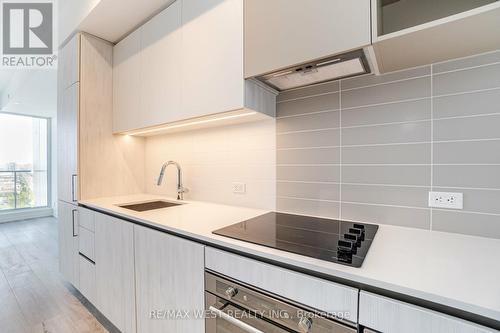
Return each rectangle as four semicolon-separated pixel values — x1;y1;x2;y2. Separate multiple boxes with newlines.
0;112;52;212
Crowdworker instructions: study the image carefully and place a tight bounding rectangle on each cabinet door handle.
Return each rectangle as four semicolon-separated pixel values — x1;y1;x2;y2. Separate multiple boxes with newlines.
72;209;78;237
71;174;78;202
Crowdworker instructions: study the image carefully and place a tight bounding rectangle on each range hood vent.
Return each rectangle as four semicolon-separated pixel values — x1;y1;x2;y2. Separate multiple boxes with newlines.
257;49;371;91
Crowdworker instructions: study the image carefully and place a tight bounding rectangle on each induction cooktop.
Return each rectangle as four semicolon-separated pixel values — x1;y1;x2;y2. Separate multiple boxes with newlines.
213;212;378;267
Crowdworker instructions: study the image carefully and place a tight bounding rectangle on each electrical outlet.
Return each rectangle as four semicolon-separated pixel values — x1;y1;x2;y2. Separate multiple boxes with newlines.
428;191;463;209
232;182;246;194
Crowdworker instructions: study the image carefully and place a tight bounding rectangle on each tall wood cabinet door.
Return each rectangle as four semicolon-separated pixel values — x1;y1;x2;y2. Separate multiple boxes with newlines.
95;213;136;333
58;34;80;89
57;83;79;204
244;0;372;77
113;28;142;133
181;0;244;119
58;201;79;288
134;225;205;333
140;0;182;126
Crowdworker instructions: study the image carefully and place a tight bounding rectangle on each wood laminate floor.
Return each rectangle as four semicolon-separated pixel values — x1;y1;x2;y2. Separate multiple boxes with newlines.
0;217;109;333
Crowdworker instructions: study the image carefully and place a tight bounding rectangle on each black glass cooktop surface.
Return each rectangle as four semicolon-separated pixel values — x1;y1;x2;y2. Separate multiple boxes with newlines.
213;212;378;267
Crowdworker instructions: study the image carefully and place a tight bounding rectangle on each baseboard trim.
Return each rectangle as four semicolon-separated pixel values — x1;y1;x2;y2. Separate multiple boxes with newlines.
0;207;54;223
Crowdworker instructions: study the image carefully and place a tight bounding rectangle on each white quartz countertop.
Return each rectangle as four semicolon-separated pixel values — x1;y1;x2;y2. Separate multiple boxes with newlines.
80;194;500;323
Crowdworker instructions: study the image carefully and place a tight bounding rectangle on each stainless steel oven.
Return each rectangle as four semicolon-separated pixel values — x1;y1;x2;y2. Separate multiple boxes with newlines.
205;271;357;333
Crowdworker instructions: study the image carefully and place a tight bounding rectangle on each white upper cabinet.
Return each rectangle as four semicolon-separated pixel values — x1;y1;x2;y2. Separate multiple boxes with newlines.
181;0;244;119
112;0;276;135
113;29;142;133
244;0;372;78
372;0;500;73
114;0;182;133
140;0;182;127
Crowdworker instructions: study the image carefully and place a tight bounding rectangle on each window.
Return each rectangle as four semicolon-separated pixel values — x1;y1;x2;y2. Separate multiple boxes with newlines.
0;113;50;211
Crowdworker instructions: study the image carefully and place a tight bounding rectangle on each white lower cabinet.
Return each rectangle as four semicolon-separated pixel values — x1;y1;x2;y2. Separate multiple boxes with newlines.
134;225;205;333
359;291;497;333
95;213;136;333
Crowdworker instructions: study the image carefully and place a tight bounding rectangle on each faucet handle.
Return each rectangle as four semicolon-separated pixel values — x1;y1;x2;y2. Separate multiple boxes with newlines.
176;187;189;201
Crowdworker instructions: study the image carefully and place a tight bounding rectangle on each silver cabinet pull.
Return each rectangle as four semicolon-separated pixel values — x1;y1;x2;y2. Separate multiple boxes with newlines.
209;306;264;333
71;174;78;202
72;209;78;237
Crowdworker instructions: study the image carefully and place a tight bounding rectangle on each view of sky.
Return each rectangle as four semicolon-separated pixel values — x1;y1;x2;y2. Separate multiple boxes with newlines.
0;113;34;167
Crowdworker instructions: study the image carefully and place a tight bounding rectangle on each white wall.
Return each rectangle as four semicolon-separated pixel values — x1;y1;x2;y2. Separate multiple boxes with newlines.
145;119;276;210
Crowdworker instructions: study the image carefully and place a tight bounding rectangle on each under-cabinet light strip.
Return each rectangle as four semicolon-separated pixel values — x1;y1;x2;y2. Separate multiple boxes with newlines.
125;111;257;136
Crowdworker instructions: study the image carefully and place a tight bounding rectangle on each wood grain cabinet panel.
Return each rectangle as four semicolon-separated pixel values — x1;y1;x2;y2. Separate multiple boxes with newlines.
78;206;95;232
57;83;79;204
359;291;497;333
58;34;80;89
134;225;205;333
58;201;79;288
78;226;95;261
79;33;145;199
79;255;96;304
95;213;136;333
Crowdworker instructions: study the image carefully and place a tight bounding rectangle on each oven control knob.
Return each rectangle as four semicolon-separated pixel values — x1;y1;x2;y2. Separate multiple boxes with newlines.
298;317;312;333
225;287;238;299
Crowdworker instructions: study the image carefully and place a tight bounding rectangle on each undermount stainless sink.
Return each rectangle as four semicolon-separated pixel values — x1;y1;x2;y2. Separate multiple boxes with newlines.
118;200;183;212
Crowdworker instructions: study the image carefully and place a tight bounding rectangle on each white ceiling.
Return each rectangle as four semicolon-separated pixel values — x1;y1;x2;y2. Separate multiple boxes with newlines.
79;0;176;43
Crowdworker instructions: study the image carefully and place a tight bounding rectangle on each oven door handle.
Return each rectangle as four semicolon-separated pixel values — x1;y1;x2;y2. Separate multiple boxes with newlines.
208;306;265;333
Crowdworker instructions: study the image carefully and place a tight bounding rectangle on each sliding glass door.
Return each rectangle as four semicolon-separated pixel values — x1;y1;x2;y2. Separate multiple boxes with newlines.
0;113;50;211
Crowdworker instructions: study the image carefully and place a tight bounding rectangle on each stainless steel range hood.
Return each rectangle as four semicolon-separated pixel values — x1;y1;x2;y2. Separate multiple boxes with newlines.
256;49;371;91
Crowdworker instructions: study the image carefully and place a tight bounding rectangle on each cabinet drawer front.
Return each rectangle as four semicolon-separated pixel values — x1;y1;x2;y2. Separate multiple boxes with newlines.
78;206;95;232
205;247;359;322
359;291;496;333
79;226;95;261
79;255;96;304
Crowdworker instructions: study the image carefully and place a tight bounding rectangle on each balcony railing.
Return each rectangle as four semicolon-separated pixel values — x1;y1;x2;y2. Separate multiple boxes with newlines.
0;170;48;211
